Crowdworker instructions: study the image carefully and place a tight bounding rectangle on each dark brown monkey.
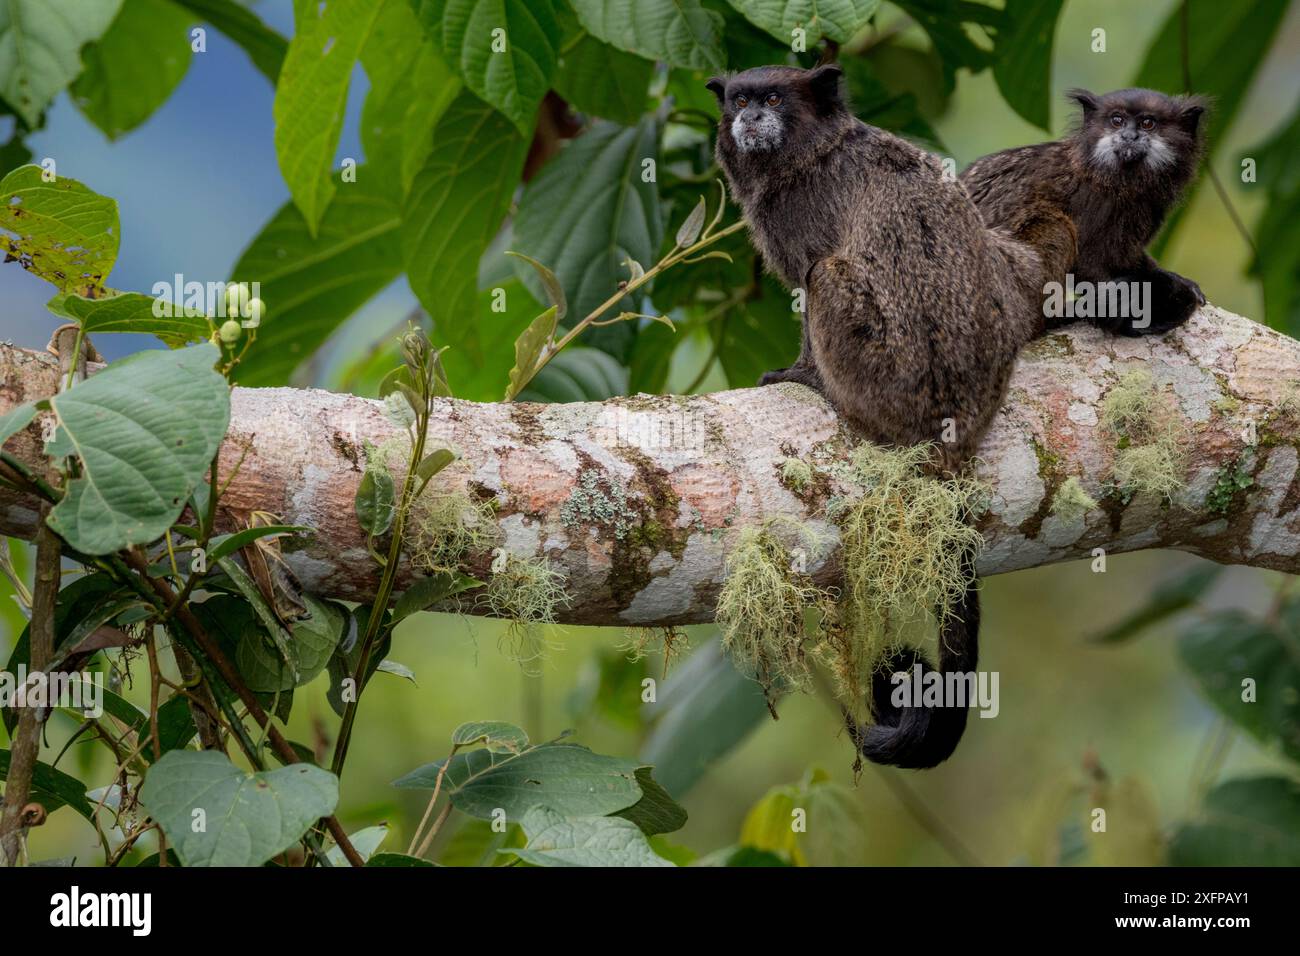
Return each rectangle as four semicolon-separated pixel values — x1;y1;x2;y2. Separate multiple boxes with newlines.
961;87;1208;336
707;64;1073;768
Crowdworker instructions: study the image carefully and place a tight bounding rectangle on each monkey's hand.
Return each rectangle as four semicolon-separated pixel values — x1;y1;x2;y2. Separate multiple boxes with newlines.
758;362;824;391
1098;264;1205;337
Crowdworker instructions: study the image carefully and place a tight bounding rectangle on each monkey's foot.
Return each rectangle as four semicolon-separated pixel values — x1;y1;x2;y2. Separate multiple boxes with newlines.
758;363;824;391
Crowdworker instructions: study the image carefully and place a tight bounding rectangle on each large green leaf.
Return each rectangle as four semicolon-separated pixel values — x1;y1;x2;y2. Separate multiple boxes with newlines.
0;748;94;821
174;0;287;82
892;0;994;91
403;90;528;366
0;0;123;126
570;0;724;71
70;0;192;140
718;279;801;389
613;767;688;835
393;742;644;819
1244;107;1300;336
230;172;403;386
273;0;387;235
639;639;771;796
440;279;542;402
1135;0;1289;255
1178;608;1300;762
1170;777;1300;866
1090;564;1219;644
411;0;560;136
990;0;1063;131
515;346;628;402
503;805;675;866
140;750;339;867
361;1;460;199
727;0;880;45
0;165;119;293
512;118;663;343
554;33;653;126
197;593;343;693
450;720;529;753
45;343;230;555
46;290;210;348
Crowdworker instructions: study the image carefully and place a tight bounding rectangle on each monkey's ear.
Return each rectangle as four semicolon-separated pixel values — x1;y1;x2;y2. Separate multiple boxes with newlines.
808;63;844;110
1179;96;1209;135
1067;88;1100;117
705;76;727;107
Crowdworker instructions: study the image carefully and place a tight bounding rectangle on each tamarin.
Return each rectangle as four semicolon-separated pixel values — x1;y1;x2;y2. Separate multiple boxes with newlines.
707;64;1074;768
961;87;1208;336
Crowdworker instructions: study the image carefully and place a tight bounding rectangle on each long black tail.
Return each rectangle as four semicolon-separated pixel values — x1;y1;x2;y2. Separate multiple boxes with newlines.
846;568;981;770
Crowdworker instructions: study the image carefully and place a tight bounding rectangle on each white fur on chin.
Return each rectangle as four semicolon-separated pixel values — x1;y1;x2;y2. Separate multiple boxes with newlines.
731;113;784;152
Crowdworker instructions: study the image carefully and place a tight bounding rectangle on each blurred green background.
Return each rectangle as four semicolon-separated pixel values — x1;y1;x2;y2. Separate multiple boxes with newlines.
2;0;1298;865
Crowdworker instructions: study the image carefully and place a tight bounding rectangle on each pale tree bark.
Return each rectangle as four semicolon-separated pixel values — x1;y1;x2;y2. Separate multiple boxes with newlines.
0;305;1297;625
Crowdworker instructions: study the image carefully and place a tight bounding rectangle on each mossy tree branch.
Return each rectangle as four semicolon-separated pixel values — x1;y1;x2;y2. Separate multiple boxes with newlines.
0;306;1296;625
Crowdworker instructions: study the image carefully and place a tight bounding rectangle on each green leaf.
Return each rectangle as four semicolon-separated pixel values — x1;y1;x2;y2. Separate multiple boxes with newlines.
206;524;311;564
355;468;396;536
391;570;481;624
361;0;460;199
554;33;653;126
174;0;287;82
1090;564;1220;644
990;0;1064;132
450;720;529;753
512;117;663;344
367;852;437;866
627;319;678;394
1170;777;1300;866
45;343;230;555
140;750;339;867
570;0;724;71
273;0;387;235
0;165;120;293
1136;0;1289;256
0;0;123;126
505;251;567;321
718;278;801;388
727;0;880;45
503;805;675;866
438;279;542;401
327;824;388;865
411;0;561;136
516;345;628;402
504;305;558;401
0;748;94;821
70;0;193;140
404;90;528;366
639;639;771;796
197;593;342;693
1244;107;1300;336
230;172;403;386
0;403;35;444
393;742;644;818
415;447;456;482
437;816;519;865
675;196;706;248
46;290;210;348
612;767;688;835
892;0;994;91
1179;608;1300;762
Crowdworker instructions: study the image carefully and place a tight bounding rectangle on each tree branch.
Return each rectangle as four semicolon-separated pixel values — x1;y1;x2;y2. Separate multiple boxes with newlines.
0;306;1296;625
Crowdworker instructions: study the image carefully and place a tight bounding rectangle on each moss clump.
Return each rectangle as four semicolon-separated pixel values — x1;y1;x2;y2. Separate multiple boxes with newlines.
1100;370;1187;502
1050;476;1098;524
716;523;832;693
406;490;500;573
779;457;814;493
836;444;985;650
560;469;639;540
1206;456;1254;515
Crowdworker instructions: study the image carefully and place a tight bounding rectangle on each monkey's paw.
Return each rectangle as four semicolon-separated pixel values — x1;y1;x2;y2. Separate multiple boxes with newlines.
758;364;824;391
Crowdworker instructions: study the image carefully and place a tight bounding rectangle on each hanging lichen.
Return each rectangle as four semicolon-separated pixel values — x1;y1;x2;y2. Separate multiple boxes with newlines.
405;490;501;573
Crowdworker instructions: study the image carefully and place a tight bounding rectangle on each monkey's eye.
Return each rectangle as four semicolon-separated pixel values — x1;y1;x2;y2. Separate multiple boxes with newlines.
1139;117;1155;131
735;94;748;108
1109;114;1124;128
765;93;782;107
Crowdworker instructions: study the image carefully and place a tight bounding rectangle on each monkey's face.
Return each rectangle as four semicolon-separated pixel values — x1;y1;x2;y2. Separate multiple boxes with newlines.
1071;88;1206;173
707;66;844;158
